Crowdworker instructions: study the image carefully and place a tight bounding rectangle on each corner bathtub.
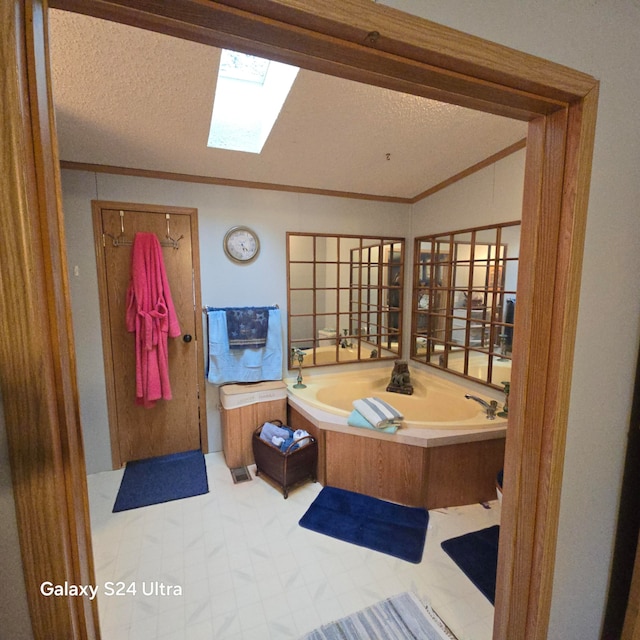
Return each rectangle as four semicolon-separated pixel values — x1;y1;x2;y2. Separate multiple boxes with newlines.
288;367;506;434
285;366;507;509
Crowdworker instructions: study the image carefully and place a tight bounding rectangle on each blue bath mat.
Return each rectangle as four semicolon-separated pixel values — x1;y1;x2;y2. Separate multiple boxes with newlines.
299;486;428;563
113;449;209;512
441;525;500;604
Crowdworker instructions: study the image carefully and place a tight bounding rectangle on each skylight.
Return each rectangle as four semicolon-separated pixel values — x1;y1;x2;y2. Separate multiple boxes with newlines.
208;50;299;154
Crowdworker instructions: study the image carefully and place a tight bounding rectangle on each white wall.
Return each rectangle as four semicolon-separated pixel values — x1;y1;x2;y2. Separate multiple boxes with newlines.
412;150;525;236
386;1;640;638
61;170;407;473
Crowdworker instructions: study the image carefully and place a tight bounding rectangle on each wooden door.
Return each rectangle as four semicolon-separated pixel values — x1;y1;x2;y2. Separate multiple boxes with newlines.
93;201;207;467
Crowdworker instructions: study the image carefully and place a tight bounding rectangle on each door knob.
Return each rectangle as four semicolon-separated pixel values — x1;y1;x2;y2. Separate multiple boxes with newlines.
183;334;192;343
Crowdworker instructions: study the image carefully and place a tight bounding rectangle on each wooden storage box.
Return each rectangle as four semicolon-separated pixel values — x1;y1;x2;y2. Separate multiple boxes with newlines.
252;423;318;498
219;381;287;468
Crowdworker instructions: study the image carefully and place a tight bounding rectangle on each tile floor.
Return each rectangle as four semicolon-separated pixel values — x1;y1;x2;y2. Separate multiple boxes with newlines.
88;452;499;640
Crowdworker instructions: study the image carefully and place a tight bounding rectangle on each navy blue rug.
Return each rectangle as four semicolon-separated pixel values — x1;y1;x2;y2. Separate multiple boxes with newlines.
441;525;500;604
299;486;428;564
113;449;209;512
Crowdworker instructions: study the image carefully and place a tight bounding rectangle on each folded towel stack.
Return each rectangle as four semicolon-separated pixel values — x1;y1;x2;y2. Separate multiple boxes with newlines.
259;423;312;453
351;397;403;431
347;410;400;433
260;422;290;444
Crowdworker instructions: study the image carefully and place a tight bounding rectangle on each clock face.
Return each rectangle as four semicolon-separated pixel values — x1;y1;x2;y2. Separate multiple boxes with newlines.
224;226;260;263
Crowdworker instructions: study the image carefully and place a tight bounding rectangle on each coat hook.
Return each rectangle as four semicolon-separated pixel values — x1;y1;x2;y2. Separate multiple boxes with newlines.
105;210;183;249
165;214;184;250
105;210;127;246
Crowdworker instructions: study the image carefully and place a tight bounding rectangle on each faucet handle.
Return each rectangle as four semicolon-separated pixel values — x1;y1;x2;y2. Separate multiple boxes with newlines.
487;400;498;419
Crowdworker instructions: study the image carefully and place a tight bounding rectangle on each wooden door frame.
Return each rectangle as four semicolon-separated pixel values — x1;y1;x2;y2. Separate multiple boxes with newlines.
92;200;208;469
1;1;598;639
1;2;99;637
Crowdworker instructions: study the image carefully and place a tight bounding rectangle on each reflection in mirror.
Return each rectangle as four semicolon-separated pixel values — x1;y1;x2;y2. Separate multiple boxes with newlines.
287;232;404;368
289;262;313;288
411;221;520;389
289;235;314;261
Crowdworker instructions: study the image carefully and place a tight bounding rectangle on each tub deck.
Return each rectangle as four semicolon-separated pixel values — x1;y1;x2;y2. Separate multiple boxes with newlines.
286;371;507;510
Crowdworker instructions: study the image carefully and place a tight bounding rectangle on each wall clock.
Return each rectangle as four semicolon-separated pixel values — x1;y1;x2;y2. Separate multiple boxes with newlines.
223;226;260;263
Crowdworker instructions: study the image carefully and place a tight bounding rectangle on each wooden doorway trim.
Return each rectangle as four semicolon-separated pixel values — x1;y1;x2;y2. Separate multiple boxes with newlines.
622;528;640;639
2;1;598;638
92;201;208;469
0;1;99;637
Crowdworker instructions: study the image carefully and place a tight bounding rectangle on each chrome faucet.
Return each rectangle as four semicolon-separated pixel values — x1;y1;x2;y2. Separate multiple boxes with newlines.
465;394;498;420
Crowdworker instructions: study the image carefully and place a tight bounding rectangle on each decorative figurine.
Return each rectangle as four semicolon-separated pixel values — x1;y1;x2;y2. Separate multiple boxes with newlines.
386;360;414;395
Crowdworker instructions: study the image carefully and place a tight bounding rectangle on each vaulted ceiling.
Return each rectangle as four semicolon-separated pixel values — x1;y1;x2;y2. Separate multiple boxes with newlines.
49;9;528;201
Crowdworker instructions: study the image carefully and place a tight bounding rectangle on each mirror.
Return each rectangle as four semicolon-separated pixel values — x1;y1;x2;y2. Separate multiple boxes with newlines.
411;221;520;388
287;232;404;368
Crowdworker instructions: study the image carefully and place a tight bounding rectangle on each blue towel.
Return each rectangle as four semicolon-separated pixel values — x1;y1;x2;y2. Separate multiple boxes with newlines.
207;308;283;384
260;422;290;444
226;307;269;349
279;436;296;452
268;427;297;452
347;409;399;434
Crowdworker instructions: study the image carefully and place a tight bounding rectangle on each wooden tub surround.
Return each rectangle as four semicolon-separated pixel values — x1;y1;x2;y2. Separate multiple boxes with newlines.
288;391;506;510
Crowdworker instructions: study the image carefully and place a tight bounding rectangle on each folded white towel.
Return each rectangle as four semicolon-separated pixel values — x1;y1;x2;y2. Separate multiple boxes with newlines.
352;397;403;429
293;429;311;448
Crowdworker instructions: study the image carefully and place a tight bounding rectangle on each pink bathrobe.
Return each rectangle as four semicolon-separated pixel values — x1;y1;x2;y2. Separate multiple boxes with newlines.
125;233;181;407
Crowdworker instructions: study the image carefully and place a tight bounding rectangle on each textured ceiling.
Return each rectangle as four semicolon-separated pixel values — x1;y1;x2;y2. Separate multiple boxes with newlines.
48;9;528;200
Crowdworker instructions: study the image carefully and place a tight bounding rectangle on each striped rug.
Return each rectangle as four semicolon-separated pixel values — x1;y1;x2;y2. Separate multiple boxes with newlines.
301;592;456;640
